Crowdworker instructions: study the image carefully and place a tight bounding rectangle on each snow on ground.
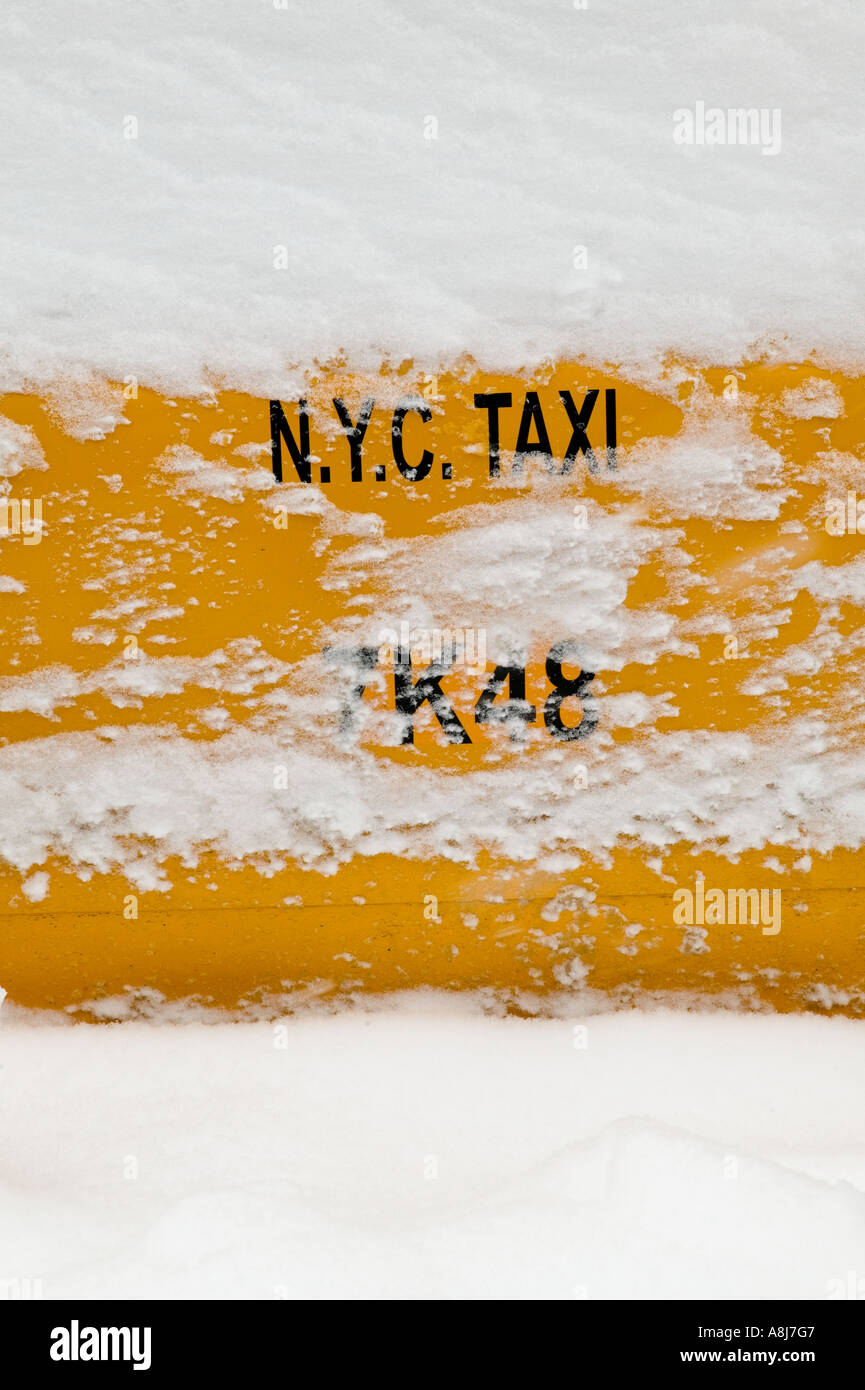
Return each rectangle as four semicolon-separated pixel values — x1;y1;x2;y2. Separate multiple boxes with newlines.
1;0;864;392
1;1001;864;1300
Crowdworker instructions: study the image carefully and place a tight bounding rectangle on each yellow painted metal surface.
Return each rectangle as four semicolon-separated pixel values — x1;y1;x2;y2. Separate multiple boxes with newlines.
0;362;863;1015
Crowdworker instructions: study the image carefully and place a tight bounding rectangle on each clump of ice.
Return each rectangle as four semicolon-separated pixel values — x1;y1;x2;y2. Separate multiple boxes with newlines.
21;870;49;903
618;402;790;520
0;640;293;717
160;445;277;503
43;377;130;441
0;416;47;479
780;379;845;420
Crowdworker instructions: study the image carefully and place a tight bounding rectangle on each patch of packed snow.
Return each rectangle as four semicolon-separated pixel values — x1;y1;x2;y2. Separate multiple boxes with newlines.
1;1003;863;1299
0;1;864;392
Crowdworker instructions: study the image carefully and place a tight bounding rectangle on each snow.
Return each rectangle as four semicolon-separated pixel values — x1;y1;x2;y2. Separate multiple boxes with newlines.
1;1002;863;1299
3;0;865;1300
2;713;865;893
1;0;864;393
0;641;293;717
0;417;47;477
780;379;845;420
